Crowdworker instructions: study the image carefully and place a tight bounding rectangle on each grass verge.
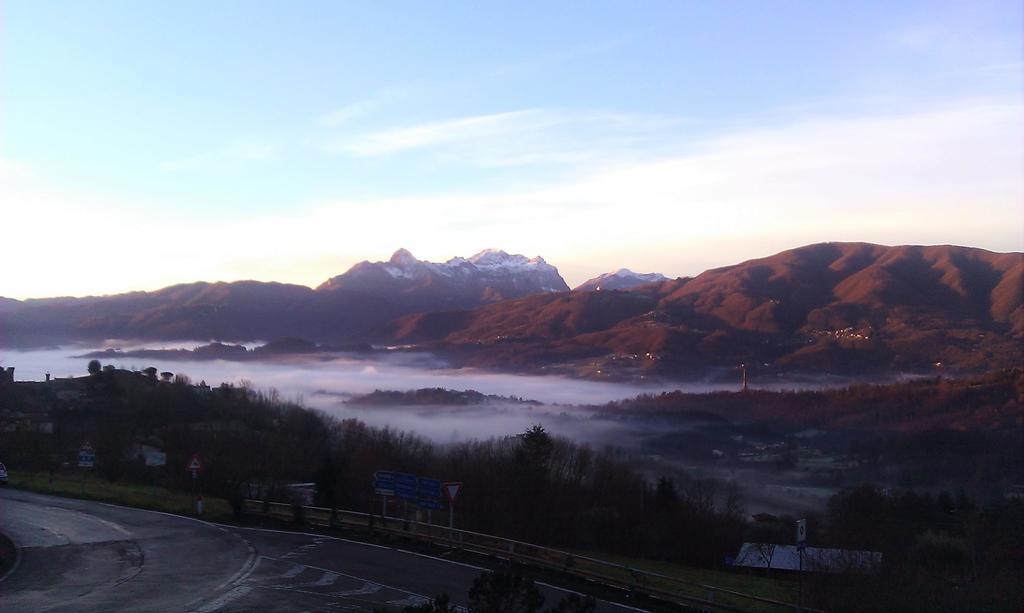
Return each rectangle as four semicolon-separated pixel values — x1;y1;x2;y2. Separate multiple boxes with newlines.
5;470;234;522
570;550;800;612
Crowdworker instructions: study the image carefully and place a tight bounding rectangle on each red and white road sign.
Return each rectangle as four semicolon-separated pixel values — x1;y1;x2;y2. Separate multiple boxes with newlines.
443;482;462;502
186;454;202;472
80;441;94;452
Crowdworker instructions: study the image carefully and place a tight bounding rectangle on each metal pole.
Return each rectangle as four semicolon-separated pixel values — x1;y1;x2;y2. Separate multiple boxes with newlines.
192;469;197;514
798;547;804;611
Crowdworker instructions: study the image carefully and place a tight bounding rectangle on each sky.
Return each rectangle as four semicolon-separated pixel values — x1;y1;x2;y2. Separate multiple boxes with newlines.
1;1;1022;299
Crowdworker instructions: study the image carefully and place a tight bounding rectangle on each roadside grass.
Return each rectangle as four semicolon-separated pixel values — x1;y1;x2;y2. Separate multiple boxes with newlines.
6;470;234;522
569;550;800;612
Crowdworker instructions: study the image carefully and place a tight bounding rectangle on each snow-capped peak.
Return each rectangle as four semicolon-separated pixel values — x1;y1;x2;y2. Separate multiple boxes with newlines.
389;248;420;267
467;249;550;270
468;249;519;266
612;268;660;280
574;269;668;292
319;248;569;293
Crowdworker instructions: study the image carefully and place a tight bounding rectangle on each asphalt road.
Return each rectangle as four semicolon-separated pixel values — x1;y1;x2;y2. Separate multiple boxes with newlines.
0;489;647;612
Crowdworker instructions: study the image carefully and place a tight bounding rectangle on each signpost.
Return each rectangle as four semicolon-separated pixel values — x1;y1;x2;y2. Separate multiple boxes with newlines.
394;473;418;501
187;454;203;515
77;442;96;468
374;470;396;516
373;471;396;495
443;482;462;530
144;450;167;467
372;471;453;524
417;477;442;511
78;442;95;495
796;518;807;609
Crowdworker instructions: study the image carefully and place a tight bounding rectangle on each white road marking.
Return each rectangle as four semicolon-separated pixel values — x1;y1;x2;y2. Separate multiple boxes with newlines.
535;581;650;613
69;509;133;537
296;571;340;587
231;553;261;586
215;539;257;590
261;556;431;602
223;524;389;549
315;572;339;586
330;582;382;597
194;585;252;613
387;595;429;607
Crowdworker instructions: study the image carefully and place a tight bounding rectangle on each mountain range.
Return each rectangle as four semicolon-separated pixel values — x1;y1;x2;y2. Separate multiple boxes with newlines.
392;243;1023;377
1;242;1020;378
0;249;567;345
318;248;568;307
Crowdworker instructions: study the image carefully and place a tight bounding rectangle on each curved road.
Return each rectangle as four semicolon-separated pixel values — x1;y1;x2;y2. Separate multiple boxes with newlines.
0;489;646;611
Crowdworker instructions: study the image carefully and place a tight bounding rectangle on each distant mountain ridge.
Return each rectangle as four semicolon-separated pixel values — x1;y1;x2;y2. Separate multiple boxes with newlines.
1;242;1020;378
392;242;1023;376
0;248;567;345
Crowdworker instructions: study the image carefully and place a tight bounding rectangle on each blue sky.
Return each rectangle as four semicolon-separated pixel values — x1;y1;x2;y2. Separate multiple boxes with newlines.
2;1;1021;298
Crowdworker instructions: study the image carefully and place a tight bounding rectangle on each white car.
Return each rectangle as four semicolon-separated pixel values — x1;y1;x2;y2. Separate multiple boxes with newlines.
0;462;8;485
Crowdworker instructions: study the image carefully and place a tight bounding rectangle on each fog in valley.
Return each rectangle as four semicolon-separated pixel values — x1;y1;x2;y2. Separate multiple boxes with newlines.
3;342;709;438
0;342;903;515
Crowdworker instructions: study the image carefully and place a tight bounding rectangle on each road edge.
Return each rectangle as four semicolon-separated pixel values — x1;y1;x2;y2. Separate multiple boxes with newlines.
0;529;21;584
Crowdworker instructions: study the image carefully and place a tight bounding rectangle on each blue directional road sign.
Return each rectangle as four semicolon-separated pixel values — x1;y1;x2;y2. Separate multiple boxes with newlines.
78;450;96;468
374;470;396;496
78;442;96;468
416;477;442;509
394;472;418;501
418;477;441;499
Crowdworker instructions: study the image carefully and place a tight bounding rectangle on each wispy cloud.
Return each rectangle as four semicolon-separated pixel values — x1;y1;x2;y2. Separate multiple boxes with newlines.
329;110;543;156
491;34;637;79
323;108;680;168
316;100;379;128
159;140;277;172
316;89;406;128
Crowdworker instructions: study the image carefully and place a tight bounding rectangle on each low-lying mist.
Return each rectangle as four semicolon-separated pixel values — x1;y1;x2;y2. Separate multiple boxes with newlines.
1;341;862;448
5;341;962;516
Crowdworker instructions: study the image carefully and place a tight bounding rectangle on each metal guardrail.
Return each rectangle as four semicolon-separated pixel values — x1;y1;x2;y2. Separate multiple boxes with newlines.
242;500;821;613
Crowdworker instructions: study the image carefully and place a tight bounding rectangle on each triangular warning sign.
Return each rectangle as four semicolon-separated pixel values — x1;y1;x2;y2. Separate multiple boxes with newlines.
187;455;202;471
443;482;462;502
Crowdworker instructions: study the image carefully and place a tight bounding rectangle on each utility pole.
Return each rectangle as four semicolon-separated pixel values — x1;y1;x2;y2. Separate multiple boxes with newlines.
797;518;807;611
